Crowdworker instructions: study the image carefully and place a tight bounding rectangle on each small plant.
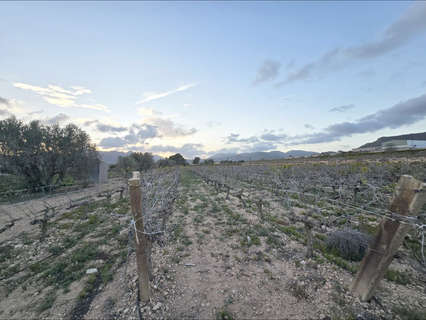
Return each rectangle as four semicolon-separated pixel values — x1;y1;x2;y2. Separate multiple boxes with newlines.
385;269;411;285
37;290;56;313
216;309;234;320
287;279;309;301
392;305;426;320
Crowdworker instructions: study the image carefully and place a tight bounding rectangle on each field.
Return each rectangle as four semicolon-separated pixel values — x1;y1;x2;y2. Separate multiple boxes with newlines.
0;156;425;320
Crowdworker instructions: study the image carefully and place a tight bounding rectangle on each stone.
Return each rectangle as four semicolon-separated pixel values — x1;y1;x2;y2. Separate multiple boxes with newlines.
153;302;162;311
86;268;98;274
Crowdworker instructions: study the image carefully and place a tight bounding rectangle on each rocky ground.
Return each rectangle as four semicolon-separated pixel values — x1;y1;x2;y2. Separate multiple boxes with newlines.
0;169;425;319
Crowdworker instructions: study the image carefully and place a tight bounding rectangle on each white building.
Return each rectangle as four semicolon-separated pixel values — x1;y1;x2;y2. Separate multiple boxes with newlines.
407;140;426;149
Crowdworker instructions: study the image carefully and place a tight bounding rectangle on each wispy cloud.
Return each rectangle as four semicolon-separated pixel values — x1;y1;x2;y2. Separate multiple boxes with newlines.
253;60;281;85
137;83;197;104
83;120;127;133
0;96;10;106
13;82;109;112
277;2;426;86
225;133;258;144
329;104;355;112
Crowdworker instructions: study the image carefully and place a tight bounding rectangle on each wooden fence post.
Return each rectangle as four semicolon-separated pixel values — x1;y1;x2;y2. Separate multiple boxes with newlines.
304;220;314;259
129;172;151;303
350;175;425;301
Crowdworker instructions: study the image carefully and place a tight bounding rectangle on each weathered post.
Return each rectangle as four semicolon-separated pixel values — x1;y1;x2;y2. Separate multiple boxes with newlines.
351;175;425;301
226;186;230;200
128;171;151;303
256;199;264;221
304;219;314;259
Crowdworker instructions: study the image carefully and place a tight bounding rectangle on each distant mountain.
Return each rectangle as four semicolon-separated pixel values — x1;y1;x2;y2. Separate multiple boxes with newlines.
209;150;318;162
99;151;130;164
359;132;426;149
98;151;162;164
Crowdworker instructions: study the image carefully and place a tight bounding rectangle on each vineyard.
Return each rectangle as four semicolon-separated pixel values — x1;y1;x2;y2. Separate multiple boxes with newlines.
0;158;425;319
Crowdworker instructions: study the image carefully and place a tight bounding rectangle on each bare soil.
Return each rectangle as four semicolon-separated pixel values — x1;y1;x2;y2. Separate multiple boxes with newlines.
1;170;425;319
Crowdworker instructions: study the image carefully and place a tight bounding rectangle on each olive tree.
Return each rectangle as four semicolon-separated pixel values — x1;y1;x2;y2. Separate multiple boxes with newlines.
0;117;99;190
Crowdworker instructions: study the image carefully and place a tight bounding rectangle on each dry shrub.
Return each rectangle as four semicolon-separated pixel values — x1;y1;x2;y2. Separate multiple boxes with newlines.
326;229;371;261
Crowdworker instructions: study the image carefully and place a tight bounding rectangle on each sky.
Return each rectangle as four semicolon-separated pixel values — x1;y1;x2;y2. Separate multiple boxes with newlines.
1;1;426;158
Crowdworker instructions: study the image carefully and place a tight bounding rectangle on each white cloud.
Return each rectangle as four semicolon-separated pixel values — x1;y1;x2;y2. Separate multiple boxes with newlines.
13;82;109;112
137;83;197;104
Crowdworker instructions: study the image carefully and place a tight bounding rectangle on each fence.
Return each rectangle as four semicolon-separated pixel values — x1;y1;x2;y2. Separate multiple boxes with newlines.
2;165;424;306
190;167;426;301
0;178;127;239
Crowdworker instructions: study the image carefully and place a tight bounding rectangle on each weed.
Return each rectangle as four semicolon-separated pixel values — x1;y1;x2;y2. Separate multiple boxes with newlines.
392;305;426;320
385;269;411;285
21;232;32;245
216;309;234;320
0;245;14;263
48;245;64;256
37;290;56;313
287;279;309;301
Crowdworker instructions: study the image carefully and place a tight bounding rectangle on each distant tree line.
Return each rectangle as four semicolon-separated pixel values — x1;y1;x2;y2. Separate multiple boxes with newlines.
110;152;155;177
0;117;99;190
219;160;244;165
111;152;189;177
158;153;187;168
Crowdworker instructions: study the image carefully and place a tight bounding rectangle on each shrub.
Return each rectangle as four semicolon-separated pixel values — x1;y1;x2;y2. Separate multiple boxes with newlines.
326;229;371;261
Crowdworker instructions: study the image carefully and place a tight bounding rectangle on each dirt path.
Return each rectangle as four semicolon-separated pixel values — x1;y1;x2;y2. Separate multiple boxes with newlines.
2;170;425;319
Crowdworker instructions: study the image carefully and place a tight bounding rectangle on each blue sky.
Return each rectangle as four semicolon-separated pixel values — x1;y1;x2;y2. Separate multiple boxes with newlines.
1;1;426;158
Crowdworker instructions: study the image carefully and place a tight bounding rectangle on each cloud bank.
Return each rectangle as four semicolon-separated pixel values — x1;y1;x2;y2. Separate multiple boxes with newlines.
225;92;426;148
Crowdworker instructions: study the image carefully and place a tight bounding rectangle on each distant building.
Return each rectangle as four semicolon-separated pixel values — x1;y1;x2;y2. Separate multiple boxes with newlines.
353;138;426;153
381;140;408;150
407;140;426;149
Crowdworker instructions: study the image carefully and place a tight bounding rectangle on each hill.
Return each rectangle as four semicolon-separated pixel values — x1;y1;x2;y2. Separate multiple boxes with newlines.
209;150;318;162
359;132;426;149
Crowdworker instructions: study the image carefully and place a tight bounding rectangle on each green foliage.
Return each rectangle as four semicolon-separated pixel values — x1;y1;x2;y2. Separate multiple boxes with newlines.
78;273;99;300
40;244;104;289
216;310;234;320
385;269;411;285
114;152;154;176
193;156;200;165
0;117;99;189
158;153;187;167
0;174;26;195
0;245;14;263
203;159;214;165
37;290;56;313
392;305;426;320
